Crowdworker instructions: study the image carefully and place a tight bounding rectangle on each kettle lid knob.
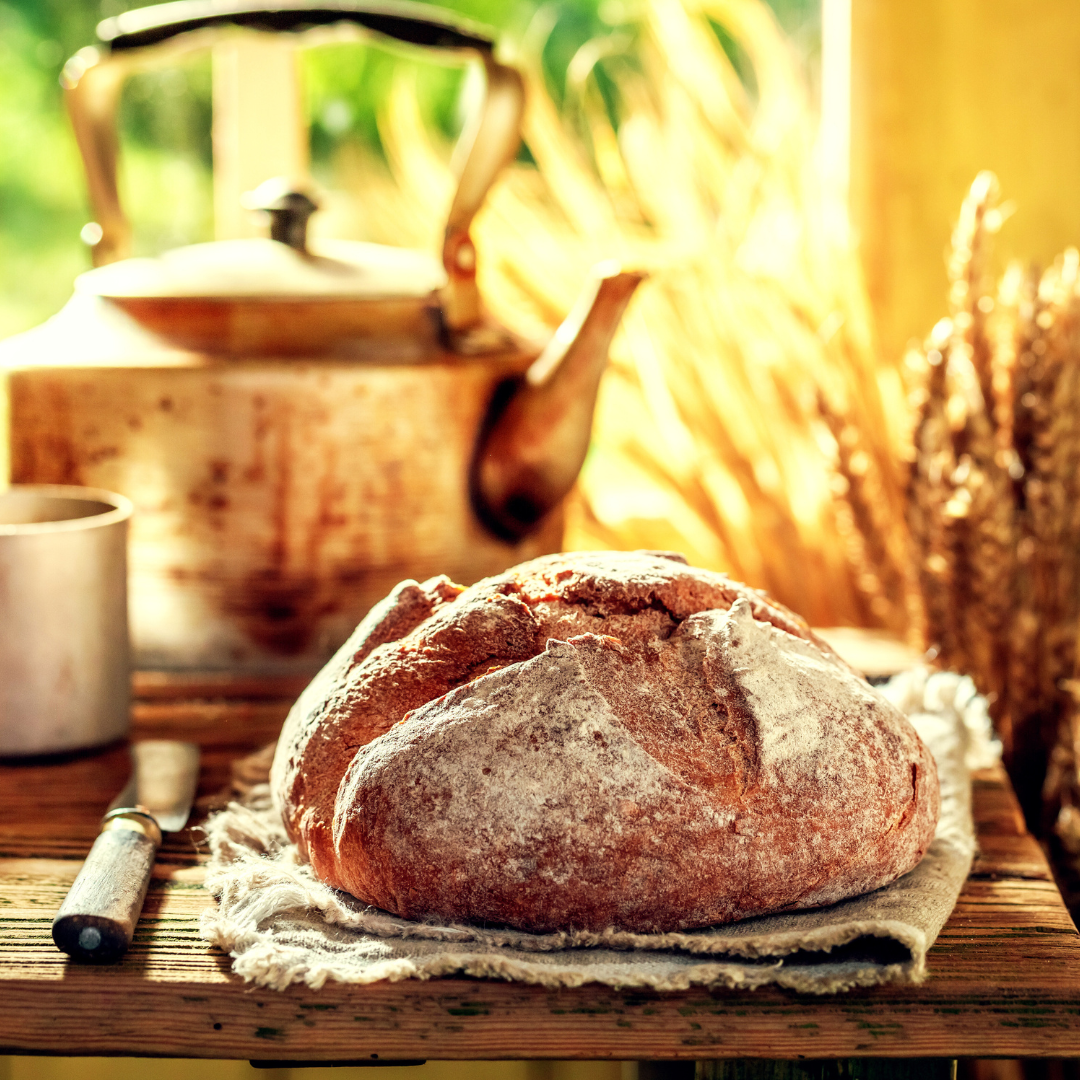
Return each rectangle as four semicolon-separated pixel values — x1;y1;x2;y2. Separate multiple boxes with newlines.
242;178;318;253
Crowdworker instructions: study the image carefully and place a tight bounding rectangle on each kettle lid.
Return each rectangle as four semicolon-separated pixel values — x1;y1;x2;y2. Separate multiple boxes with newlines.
75;237;448;301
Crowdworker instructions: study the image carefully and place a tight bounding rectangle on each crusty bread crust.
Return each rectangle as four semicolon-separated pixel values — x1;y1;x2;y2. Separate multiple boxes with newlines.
270;551;938;932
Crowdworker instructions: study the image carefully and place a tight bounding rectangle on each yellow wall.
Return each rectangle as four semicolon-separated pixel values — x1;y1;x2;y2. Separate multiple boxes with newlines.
850;0;1080;361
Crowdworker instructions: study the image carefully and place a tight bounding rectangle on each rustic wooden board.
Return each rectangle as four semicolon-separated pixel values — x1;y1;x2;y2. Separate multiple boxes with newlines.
2;685;1080;1062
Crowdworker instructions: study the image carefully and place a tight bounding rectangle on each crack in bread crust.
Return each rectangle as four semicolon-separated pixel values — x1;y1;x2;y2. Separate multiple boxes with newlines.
270;551;937;931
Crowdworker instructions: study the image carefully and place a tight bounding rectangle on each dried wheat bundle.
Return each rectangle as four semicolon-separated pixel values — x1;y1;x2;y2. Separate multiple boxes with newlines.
325;0;913;630
907;172;1080;827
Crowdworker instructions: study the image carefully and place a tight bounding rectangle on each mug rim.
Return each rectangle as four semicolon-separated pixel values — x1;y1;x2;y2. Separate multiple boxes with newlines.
0;484;133;535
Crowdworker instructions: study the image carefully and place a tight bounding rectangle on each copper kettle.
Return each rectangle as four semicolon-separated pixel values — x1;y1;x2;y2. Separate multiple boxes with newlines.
0;1;642;673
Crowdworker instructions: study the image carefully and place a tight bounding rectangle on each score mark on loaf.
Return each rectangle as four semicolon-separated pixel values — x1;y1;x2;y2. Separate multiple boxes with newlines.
271;551;938;933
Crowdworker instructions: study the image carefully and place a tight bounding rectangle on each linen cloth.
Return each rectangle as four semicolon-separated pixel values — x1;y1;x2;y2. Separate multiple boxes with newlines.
200;668;998;994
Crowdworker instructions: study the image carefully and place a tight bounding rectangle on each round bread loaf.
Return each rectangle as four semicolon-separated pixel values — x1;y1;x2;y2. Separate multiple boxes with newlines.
270;550;939;933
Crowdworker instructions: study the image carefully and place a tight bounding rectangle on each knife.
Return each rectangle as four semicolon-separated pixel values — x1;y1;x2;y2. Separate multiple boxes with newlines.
52;740;200;962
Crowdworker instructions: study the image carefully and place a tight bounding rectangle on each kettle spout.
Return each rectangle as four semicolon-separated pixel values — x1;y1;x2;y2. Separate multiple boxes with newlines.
471;262;645;541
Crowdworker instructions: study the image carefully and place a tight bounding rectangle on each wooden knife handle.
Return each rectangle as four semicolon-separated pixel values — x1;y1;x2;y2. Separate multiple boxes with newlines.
52;811;162;962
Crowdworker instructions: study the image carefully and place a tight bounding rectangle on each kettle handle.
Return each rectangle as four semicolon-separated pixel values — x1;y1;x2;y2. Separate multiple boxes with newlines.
61;1;525;331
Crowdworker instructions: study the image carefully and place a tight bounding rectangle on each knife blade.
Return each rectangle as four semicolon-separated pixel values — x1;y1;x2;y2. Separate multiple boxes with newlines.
52;740;200;962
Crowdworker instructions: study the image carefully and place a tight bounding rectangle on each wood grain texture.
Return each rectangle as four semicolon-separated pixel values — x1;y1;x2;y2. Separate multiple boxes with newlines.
699;1063;956;1079
2;678;1080;1061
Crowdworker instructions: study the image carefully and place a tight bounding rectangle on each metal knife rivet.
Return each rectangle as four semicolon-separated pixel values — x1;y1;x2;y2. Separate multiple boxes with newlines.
78;926;102;951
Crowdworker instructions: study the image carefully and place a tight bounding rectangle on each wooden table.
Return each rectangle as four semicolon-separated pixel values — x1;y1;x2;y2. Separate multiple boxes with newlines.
2;673;1080;1065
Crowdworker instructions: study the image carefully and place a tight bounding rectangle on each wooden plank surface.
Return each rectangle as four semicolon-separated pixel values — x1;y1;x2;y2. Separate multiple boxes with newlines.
2;682;1080;1061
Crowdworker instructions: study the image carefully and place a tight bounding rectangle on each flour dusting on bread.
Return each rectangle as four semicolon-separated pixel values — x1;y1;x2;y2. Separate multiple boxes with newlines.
272;551;939;932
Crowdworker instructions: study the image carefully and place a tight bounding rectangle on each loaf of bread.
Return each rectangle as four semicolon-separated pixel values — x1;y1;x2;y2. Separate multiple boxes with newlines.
270;551;939;933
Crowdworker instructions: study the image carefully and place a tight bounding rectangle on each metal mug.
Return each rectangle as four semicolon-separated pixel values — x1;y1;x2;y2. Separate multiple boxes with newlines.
0;485;132;756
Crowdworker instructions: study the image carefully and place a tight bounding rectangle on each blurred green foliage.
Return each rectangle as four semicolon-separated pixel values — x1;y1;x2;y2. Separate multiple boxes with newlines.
0;0;817;339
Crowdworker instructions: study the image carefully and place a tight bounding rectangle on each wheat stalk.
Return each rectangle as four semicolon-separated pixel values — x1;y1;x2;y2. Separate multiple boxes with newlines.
903;172;1080;828
328;0;911;629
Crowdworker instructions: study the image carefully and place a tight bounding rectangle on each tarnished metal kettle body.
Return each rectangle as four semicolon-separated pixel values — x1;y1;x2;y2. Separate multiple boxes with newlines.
0;1;642;673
